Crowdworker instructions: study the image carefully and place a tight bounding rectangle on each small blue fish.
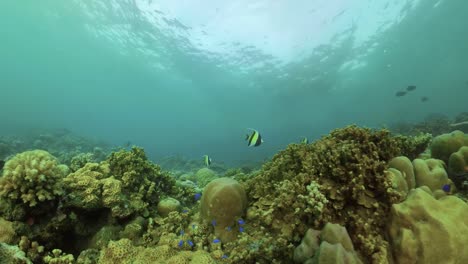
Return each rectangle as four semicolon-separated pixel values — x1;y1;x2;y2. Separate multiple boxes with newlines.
211;219;217;227
182;209;189;213
222;254;228;259
239;227;244;233
178;240;184;247
238;219;245;225
179;230;184;236
194;193;202;201
226;226;232;231
187;240;194;247
192;224;196;230
213;238;221;243
442;184;451;192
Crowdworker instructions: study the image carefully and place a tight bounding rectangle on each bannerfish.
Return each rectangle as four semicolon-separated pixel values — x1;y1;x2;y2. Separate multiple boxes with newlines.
0;160;4;170
395;91;407;97
406;85;416;91
203;155;212;167
301;137;309;144
421;96;429;102
245;128;263;147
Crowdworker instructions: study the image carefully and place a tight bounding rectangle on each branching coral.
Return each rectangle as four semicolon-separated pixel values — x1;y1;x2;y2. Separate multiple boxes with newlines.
0;150;68;207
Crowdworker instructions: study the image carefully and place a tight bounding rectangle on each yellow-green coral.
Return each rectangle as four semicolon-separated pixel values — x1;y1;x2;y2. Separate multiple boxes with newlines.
200;177;247;242
244;125;430;262
62;147;186;218
43;249;74;264
448;146;468;174
0;218;15;244
0;150;68;207
0;242;32;264
388;188;468;263
430;130;468;163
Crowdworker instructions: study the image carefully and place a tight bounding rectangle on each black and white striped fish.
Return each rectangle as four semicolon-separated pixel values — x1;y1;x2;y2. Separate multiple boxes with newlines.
245;128;263;147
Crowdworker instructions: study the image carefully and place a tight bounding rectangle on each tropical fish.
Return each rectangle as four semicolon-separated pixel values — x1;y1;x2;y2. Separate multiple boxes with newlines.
395;91;406;97
442;184;451;192
178;240;184;247
213;238;221;243
406;85;416;91
245;128;263;147
0;160;4;170
238;219;245;225
194;193;202;201
203;155;212;167
187;240;194;247
421;96;429;102
301;137;309;144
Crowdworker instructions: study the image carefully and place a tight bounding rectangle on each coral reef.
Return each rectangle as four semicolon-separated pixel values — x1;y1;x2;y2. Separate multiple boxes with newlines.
244;125;431;262
0;150;68;209
388;187;468;263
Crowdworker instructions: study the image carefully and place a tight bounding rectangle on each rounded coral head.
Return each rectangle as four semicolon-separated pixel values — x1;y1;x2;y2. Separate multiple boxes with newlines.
200;177;247;232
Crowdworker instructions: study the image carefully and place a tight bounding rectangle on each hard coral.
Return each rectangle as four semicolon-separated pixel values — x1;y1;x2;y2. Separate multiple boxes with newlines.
388;188;468;263
63;147;180;219
201;177;247;242
430;130;468;163
246;125;430;262
0;150;68;207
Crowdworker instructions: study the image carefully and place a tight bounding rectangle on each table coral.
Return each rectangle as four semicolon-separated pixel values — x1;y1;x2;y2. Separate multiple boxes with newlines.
388;187;468;263
0;150;68;208
245;125;430;262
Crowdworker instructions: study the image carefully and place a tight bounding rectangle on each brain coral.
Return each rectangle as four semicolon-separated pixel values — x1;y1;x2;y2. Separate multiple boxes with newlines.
388;187;468;263
245;125;431;262
0;150;68;207
200;177;247;242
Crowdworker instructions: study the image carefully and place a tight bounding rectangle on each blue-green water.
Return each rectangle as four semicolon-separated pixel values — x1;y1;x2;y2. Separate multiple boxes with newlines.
1;0;467;165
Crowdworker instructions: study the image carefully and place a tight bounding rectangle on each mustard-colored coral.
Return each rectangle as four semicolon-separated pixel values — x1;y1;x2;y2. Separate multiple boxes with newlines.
43;249;74;264
201;177;247;242
63;162;110;209
413;158;451;191
245;125;431;262
448;146;468;175
0;218;15;244
0;150;68;207
430;130;468;162
388;188;468;263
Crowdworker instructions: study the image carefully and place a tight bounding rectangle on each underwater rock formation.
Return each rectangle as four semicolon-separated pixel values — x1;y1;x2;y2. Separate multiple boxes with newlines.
388;187;468;263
